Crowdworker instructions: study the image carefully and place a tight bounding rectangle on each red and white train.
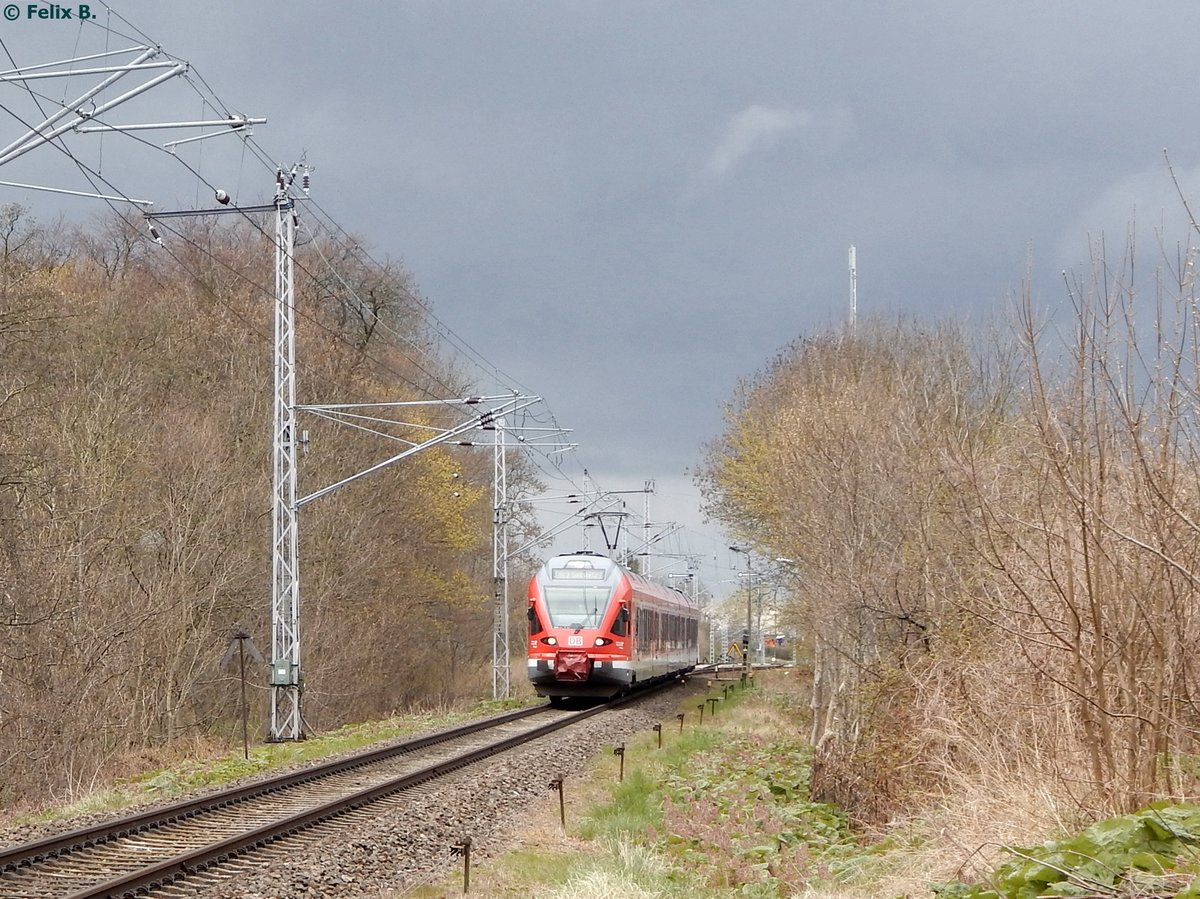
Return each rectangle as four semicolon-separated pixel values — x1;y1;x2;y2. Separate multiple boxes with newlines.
527;551;700;701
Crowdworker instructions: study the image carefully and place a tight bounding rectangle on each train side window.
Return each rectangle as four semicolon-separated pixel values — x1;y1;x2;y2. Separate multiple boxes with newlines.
528;605;545;636
612;606;629;636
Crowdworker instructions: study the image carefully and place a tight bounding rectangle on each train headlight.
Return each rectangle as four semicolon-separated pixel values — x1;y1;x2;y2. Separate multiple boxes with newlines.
541;636;558;646
594;637;610;646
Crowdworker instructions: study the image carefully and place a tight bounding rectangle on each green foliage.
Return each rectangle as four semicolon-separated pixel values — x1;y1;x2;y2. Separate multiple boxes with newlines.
470;695;541;714
497;848;580;887
554;678;885;896
657;732;858;893
573;724;721;842
931;803;1200;898
405;847;581;898
577;769;662;840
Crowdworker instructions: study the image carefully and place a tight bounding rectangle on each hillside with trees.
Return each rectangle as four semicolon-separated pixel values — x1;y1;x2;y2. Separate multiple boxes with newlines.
0;205;536;808
699;235;1200;835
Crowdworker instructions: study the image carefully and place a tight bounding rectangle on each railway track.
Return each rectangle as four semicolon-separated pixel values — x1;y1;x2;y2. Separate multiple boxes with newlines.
0;689;671;899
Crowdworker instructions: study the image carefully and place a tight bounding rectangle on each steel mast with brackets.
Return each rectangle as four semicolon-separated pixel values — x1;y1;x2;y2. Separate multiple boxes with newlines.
0;42;288;722
0;44;264;196
294;394;545;708
451;420;574;698
130;165;313;741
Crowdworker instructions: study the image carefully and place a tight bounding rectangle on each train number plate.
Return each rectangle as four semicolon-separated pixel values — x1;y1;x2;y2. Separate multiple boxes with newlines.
567;635;583;647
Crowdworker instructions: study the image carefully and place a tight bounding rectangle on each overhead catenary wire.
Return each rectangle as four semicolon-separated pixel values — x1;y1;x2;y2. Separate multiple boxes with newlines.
0;12;566;435
0;5;726;576
89;119;503;412
0;88;456;416
0;2;548;415
0;32;593;508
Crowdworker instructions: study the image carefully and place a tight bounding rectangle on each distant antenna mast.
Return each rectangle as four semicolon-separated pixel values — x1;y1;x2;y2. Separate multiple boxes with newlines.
848;245;857;331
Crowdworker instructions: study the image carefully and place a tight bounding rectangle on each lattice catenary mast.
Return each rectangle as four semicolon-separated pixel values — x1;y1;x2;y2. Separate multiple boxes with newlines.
269;169;302;739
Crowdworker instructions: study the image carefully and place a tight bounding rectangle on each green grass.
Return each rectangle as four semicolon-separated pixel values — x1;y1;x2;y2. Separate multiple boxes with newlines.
459;674;867;898
495;848;581;887
13;695;542;827
576;768;664;840
572;700;730;841
544;839;699;899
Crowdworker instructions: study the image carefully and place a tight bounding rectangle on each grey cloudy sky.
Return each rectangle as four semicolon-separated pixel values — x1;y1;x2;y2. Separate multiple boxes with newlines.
2;1;1197;592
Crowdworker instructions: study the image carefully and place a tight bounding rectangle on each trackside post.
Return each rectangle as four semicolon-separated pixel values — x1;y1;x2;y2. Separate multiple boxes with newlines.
549;775;565;828
450;837;471;893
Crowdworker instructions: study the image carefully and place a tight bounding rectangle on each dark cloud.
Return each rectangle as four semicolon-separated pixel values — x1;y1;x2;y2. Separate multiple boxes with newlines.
2;0;1197;586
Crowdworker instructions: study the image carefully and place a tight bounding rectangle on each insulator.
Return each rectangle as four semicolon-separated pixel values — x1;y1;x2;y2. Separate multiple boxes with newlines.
301;172;310;193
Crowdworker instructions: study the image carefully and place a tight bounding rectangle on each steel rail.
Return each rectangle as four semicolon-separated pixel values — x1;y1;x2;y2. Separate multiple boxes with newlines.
4;672;707;898
0;703;545;872
70;697;629;899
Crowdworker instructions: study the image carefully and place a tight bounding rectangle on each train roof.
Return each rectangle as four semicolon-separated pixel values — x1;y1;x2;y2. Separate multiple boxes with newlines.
538;552;696;611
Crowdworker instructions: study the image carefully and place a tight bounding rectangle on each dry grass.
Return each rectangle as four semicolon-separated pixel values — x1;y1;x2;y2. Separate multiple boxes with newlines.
414;673;1085;899
814;772;1078;897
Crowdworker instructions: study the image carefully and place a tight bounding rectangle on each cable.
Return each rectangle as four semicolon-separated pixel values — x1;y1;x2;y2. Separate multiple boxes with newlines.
0;20;548;419
0;4;708;556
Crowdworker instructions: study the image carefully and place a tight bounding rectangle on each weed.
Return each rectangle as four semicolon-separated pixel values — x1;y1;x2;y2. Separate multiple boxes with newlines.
931;803;1200;898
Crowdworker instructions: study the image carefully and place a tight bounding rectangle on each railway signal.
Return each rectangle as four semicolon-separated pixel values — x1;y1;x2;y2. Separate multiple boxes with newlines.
729;545;755;680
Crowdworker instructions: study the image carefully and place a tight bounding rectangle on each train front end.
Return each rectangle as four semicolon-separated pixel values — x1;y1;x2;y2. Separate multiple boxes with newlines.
527;552;631;699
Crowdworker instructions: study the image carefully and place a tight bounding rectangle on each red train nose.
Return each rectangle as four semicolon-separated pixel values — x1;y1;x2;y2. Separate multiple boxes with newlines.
554;651;591;682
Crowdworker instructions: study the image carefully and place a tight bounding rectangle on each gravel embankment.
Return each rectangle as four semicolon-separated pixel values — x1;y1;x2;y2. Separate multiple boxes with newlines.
196;684;701;898
2;681;704;898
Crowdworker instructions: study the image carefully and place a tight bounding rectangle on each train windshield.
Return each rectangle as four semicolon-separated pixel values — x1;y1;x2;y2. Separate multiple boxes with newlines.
541;585;612;629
